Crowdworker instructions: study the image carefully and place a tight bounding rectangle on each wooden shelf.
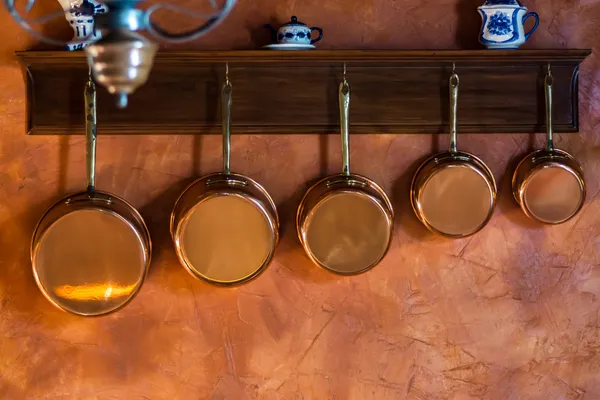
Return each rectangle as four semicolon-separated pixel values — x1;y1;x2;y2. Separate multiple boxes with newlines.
17;49;591;135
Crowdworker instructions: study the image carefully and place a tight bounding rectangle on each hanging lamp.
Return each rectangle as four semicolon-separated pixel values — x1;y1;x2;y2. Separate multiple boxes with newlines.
4;0;236;107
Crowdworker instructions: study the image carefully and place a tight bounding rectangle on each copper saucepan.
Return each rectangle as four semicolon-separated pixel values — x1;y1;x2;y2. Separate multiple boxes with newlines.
171;66;279;285
411;67;497;238
512;66;585;224
296;67;394;275
31;73;151;316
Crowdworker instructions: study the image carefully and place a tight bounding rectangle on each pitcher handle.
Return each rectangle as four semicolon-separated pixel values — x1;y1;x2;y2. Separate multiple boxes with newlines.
310;27;323;44
523;12;539;41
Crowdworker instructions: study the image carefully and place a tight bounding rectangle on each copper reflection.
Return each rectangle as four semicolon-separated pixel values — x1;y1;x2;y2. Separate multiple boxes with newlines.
32;209;147;316
302;191;392;274
419;165;495;236
178;194;276;284
523;166;584;223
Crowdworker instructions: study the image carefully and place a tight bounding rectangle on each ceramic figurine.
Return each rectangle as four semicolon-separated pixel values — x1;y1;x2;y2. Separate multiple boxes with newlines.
57;0;107;51
478;0;539;49
263;16;323;50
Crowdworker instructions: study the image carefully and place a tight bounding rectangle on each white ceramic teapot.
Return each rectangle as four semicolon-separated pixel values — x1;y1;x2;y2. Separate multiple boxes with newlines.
478;0;539;49
265;16;323;46
56;0;107;50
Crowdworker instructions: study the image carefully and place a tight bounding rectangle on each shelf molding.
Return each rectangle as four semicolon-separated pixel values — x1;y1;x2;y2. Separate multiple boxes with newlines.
17;49;591;135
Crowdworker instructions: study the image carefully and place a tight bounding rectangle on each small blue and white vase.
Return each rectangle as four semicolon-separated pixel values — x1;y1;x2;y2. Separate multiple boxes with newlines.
57;0;107;51
478;0;539;49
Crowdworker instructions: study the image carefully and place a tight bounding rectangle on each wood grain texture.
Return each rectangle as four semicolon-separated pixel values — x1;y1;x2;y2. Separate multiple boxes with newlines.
19;50;590;135
0;0;600;399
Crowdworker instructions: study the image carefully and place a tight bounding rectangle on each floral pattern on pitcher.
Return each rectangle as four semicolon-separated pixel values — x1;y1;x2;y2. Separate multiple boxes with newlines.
488;12;512;35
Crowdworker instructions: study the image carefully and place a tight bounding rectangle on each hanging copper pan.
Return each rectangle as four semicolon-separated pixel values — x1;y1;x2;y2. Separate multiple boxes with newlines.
171;65;279;285
512;65;585;224
411;67;497;238
296;66;394;275
31;73;151;316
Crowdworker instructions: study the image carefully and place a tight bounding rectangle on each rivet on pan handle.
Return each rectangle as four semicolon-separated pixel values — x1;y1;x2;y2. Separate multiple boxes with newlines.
66;197;113;205
339;63;351;176
85;68;97;195
545;64;554;152
206;177;249;187
222;62;233;176
326;178;368;188
449;62;460;154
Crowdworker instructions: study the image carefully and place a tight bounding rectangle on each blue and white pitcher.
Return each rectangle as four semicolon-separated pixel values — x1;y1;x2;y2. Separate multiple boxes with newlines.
478;0;539;49
57;0;107;51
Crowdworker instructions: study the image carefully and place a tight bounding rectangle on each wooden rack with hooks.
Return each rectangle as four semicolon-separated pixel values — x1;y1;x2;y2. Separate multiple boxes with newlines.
16;49;591;135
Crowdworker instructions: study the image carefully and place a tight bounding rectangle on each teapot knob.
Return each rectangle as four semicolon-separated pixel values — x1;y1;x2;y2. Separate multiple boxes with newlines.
291;16;298;22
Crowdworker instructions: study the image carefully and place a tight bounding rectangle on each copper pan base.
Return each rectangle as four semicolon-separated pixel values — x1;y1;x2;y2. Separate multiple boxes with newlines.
31;191;151;316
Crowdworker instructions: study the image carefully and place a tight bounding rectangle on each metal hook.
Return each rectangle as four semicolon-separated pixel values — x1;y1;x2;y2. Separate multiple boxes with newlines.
546;63;554;86
343;62;348;85
225;62;230;86
450;62;459;88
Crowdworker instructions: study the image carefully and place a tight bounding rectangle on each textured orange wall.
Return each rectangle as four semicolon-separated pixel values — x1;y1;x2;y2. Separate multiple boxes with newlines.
1;1;600;399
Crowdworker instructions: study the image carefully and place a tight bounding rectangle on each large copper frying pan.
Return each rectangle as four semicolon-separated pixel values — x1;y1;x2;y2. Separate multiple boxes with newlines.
296;67;394;275
31;74;151;316
512;65;585;224
411;67;497;238
171;66;279;285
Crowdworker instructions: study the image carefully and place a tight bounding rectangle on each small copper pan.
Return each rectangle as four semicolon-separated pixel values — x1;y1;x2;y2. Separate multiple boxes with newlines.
296;67;394;275
31;73;151;316
512;66;585;224
411;67;497;238
171;66;279;285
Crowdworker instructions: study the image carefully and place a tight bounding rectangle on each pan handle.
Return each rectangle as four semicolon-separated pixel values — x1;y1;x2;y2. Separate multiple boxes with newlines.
340;63;351;176
449;66;459;154
222;63;233;175
545;65;554;151
85;69;97;195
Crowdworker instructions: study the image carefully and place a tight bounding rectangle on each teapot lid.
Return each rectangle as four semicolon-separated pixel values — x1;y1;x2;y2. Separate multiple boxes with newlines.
283;16;307;27
482;0;524;6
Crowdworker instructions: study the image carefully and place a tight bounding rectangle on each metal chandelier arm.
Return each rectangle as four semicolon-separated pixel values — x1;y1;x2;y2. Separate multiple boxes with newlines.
4;0;237;45
143;0;236;43
3;0;71;46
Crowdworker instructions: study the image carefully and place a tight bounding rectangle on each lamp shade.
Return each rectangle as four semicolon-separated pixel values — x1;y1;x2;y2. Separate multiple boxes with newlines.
85;29;158;108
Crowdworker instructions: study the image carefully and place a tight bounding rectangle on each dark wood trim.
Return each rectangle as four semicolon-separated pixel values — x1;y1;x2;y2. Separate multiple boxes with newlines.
16;50;592;135
16;49;592;64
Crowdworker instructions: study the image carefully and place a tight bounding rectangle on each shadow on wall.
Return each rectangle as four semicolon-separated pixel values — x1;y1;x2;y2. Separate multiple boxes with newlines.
456;0;484;49
138;177;198;278
241;17;282;50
